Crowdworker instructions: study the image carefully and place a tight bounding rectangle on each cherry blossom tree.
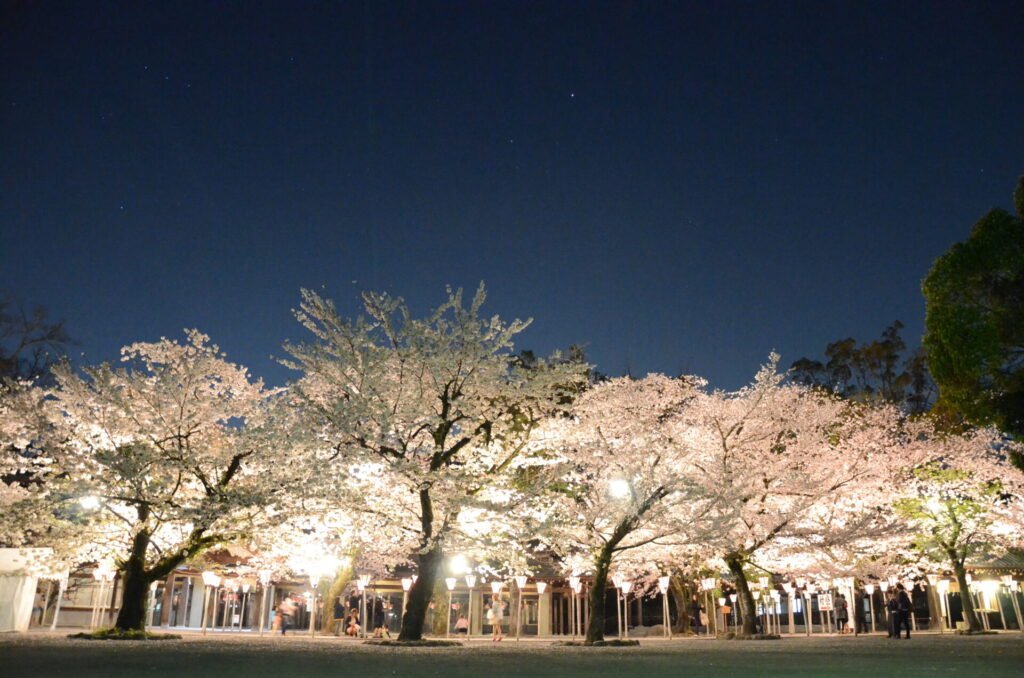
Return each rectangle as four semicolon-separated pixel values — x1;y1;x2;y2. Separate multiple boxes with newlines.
893;425;1024;632
682;356;905;636
518;375;722;643
284;284;588;640
41;331;286;631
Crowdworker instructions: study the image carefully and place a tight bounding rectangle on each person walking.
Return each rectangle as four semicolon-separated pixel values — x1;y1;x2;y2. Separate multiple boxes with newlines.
279;597;297;635
895;584;912;639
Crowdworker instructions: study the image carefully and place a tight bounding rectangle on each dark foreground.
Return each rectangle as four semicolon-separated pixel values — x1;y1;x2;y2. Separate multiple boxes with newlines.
3;631;1022;677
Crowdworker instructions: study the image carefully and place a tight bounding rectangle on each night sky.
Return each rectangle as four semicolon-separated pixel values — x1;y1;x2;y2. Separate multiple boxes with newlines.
2;1;1022;388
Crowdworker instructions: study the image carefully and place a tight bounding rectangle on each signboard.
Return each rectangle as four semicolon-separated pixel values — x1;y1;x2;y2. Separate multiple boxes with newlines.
817;593;834;612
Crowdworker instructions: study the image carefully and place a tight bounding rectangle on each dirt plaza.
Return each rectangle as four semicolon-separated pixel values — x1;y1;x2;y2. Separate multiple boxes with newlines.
3;630;1023;678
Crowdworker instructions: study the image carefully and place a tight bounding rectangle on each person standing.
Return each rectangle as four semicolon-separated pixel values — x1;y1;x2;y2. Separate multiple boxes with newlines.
835;593;849;634
333;597;346;636
855;590;869;634
895;584;912;639
886;591;899;639
488;594;504;642
690;594;704;634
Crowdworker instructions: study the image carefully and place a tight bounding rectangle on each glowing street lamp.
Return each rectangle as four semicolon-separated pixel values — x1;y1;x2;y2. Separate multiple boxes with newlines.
729;593;737;632
608;478;631;499
79;495;101;510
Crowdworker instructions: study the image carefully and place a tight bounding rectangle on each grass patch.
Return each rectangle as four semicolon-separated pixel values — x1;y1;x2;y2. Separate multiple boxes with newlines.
553;639;641;647
68;628;182;641
364;639;463;647
722;633;782;641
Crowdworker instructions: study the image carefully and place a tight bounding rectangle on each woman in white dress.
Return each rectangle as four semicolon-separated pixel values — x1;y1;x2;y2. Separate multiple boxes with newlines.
488;594;504;642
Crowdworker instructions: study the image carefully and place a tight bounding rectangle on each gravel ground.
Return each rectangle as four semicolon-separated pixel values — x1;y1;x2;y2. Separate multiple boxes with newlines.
2;631;1022;677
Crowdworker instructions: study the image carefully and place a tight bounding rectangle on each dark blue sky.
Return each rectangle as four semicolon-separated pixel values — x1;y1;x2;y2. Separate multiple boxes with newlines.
2;1;1022;387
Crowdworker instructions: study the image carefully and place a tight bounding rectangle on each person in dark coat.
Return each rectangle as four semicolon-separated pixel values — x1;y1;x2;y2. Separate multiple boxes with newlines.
690;595;704;633
886;591;899;638
333;598;346;635
895;584;912;639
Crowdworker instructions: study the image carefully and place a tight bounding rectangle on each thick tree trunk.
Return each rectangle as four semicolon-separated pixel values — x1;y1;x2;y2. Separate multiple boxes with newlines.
952;557;980;632
322;566;353;634
670;577;691;634
584;545;613;644
113;529;153;631
398;546;443;640
726;554;757;636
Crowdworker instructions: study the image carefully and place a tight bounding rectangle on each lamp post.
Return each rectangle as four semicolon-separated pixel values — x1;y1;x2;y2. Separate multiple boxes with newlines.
445;578;457;639
90;563;114;629
570;578;582;639
257;570;271;636
50;575;68;631
568;576;580;639
308;573;322;637
806;583;817;636
200;571;221;635
514;576;528;641
536;581;548;638
770;589;781;636
658;576;671;638
753;589;762;634
729;593;737;633
400;577;412;629
490;580;504;637
464;575;477;639
865;584;877;633
718;597;726;636
1001;576;1022;632
700;578;716;637
782;583;795;635
232;580;242;632
620;581;632;639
